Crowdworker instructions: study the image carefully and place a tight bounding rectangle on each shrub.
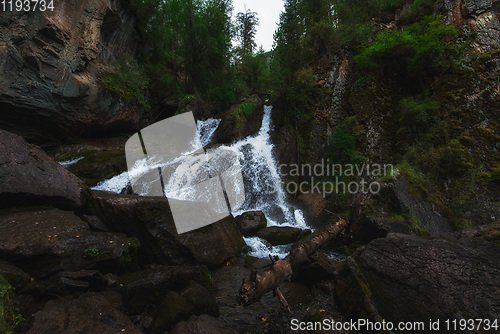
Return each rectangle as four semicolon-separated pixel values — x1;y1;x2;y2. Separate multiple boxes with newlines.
330;124;356;164
354;16;459;77
399;96;439;137
1;275;25;333
100;56;150;110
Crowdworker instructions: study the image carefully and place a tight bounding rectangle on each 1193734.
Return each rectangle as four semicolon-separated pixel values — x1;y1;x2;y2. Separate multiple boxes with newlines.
1;0;54;11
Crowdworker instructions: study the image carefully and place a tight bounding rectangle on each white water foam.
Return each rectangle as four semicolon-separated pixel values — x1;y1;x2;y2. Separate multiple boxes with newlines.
92;106;311;257
197;118;221;147
243;237;292;259
59;157;84;167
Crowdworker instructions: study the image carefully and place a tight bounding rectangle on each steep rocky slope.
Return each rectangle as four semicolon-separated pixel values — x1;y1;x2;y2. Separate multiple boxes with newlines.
0;0;148;142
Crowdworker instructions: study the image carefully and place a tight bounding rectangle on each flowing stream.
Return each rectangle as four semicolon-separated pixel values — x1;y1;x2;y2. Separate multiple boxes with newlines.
93;106;309;258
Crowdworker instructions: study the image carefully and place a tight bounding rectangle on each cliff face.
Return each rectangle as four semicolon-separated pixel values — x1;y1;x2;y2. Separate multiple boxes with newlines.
0;0;147;142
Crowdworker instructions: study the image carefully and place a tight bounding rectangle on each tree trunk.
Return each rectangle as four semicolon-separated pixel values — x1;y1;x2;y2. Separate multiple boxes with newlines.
238;217;348;306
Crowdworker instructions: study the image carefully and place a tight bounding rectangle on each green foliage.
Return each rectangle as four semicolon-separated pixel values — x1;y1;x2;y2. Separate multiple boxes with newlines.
397;0;438;26
100;56;150;109
238;51;272;95
129;0;234;107
119;237;142;270
235;9;259;59
354;16;459;77
84;248;99;258
398;96;439;137
126;237;141;248
233;101;255;128
330;124;355;164
351;75;375;92
1;276;25;334
331;0;406;47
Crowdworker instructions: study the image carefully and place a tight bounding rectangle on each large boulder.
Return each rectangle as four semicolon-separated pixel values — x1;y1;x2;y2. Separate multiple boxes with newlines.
0;130;90;210
92;191;245;266
353;225;500;323
119;264;212;314
149;281;219;333
170;315;229;334
0;0;147;142
28;292;141;334
0;261;31;289
234;211;267;237
214;95;264;143
0;208;129;278
257;226;303;246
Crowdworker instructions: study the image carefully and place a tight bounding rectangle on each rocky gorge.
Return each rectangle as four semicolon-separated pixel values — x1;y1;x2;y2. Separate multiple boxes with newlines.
0;0;499;333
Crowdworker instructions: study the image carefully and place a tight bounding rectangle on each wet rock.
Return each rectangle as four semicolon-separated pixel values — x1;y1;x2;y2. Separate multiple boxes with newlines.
294;250;337;283
295;192;330;227
393;176;452;236
170;315;230;334
119;265;212;314
0;130;90;210
334;257;381;322
92;191;244;266
235;211;267;237
149;291;194;333
28;292;141;334
0;208;128;278
351;215;412;243
0;260;31;289
257;226;303;245
354;230;500;322
0;0;147;142
180;280;219;317
149;281;218;333
215;95;264;143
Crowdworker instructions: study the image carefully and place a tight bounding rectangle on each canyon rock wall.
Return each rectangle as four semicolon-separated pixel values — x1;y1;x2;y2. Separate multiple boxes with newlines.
0;0;148;142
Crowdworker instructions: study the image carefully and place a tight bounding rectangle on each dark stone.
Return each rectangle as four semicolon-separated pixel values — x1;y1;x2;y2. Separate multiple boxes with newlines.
28;292;141;333
170;315;229;334
295;192;330;227
0;208;128;278
351;215;412;243
334;257;381;322
149;291;194;334
92;191;244;266
392;176;452;236
149;281;219;333
119;265;212;314
294;250;337;283
0;130;90;210
180;280;219;317
235;211;267;237
0;260;31;289
354;229;500;322
257;226;303;246
214;95;264;143
0;0;148;143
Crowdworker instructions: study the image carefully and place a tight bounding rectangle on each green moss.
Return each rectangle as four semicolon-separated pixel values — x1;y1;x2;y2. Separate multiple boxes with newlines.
232;101;256;129
100;56;150;110
0;275;25;334
84;248;99;258
259;214;268;229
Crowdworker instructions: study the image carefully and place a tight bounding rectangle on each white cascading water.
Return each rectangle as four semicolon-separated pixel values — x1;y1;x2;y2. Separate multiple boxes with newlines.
93;106;309;258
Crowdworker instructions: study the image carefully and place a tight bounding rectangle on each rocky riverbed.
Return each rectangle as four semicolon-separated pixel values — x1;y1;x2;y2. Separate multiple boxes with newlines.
1;126;499;333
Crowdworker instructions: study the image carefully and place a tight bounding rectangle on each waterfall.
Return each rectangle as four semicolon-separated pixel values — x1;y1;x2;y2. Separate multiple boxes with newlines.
197;118;221;147
93;106;309;257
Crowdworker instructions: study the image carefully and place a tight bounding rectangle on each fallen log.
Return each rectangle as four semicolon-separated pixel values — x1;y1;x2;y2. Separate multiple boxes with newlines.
238;217;348;306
